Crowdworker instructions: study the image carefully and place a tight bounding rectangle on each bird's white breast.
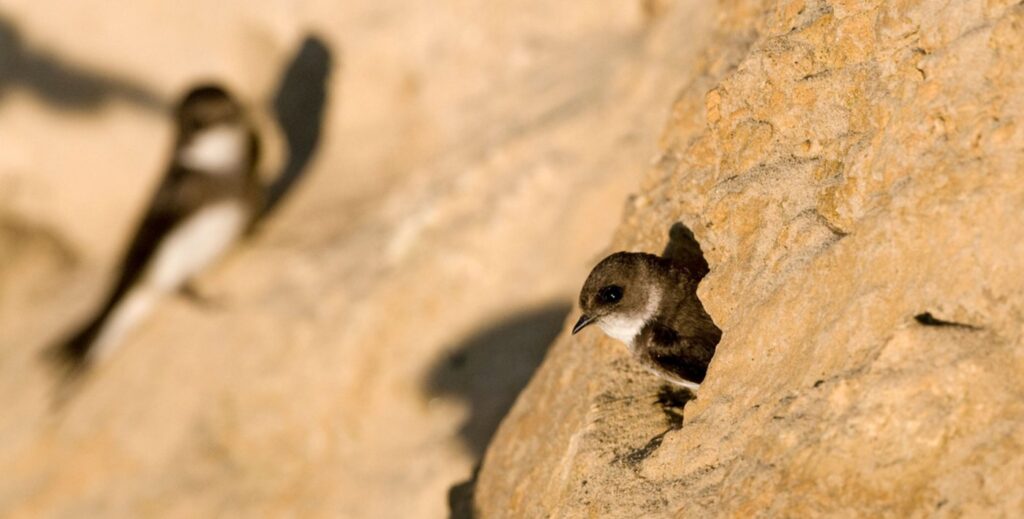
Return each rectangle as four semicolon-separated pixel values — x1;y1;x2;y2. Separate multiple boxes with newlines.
146;200;248;290
178;124;247;174
86;200;247;363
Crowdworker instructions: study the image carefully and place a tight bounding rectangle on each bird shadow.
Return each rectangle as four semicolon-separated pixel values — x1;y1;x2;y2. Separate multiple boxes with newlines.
424;302;572;519
0;14;164;111
259;34;334;221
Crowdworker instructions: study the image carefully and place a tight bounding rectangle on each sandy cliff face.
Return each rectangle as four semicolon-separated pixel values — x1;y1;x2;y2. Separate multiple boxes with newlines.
3;0;1023;517
478;0;1024;517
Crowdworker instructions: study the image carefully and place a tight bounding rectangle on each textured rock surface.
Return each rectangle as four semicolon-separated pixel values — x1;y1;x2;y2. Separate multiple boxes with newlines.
4;0;1023;517
0;1;711;517
478;0;1024;517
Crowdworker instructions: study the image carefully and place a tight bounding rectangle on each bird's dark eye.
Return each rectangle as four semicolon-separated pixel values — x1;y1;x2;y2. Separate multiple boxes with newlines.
597;285;623;305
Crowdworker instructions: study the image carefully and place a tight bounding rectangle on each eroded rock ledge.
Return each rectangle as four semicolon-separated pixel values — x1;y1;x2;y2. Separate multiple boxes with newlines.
476;1;1024;516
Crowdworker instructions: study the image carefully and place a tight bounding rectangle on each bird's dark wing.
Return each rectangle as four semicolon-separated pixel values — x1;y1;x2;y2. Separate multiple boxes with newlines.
640;321;716;384
48;168;197;368
109;169;205;301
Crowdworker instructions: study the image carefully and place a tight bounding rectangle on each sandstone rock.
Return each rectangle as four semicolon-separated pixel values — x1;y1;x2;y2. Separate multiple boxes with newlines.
4;0;1023;516
477;0;1024;517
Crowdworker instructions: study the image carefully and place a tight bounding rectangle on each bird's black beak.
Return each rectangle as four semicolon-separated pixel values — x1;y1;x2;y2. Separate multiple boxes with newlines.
572;314;595;335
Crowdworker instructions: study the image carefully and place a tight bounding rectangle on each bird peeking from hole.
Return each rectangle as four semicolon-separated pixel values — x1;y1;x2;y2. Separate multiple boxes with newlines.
573;251;721;392
45;85;263;386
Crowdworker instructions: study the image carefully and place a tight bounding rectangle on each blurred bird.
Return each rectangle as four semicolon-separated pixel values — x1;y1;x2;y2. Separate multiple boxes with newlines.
572;252;721;391
49;85;262;377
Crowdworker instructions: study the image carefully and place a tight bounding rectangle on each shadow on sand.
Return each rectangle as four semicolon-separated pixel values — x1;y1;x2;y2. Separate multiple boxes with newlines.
0;14;164;111
0;16;334;210
425;302;572;518
260;35;334;220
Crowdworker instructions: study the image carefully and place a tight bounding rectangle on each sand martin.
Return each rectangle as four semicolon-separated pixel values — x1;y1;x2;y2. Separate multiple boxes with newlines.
573;252;721;391
50;84;262;374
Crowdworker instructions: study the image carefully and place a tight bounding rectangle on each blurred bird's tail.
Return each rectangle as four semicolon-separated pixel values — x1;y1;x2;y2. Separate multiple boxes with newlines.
41;311;109;408
44;310;105;379
44;283;159;382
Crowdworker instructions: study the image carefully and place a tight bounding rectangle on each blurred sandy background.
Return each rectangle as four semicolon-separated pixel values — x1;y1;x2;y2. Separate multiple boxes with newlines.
0;0;706;516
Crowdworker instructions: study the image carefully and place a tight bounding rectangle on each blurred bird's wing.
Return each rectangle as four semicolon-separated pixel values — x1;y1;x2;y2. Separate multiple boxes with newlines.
46;167;195;370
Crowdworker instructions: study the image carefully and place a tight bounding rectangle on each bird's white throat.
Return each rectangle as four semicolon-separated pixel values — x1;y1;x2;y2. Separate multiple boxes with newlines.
597;315;647;348
597;286;662;349
178;124;247;174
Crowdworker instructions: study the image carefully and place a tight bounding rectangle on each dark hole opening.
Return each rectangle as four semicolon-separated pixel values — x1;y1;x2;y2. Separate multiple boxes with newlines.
914;312;979;330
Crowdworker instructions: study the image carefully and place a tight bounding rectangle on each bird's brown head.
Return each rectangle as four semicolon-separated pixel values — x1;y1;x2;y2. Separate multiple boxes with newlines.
173;84;257;175
573;252;663;344
176;85;244;131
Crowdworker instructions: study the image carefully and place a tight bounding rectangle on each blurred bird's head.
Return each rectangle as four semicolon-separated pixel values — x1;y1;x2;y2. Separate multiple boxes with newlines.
174;84;255;174
176;85;243;128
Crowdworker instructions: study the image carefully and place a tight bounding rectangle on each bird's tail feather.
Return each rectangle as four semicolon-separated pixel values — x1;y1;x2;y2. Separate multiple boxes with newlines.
44;309;107;378
41;310;110;409
47;283;159;375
